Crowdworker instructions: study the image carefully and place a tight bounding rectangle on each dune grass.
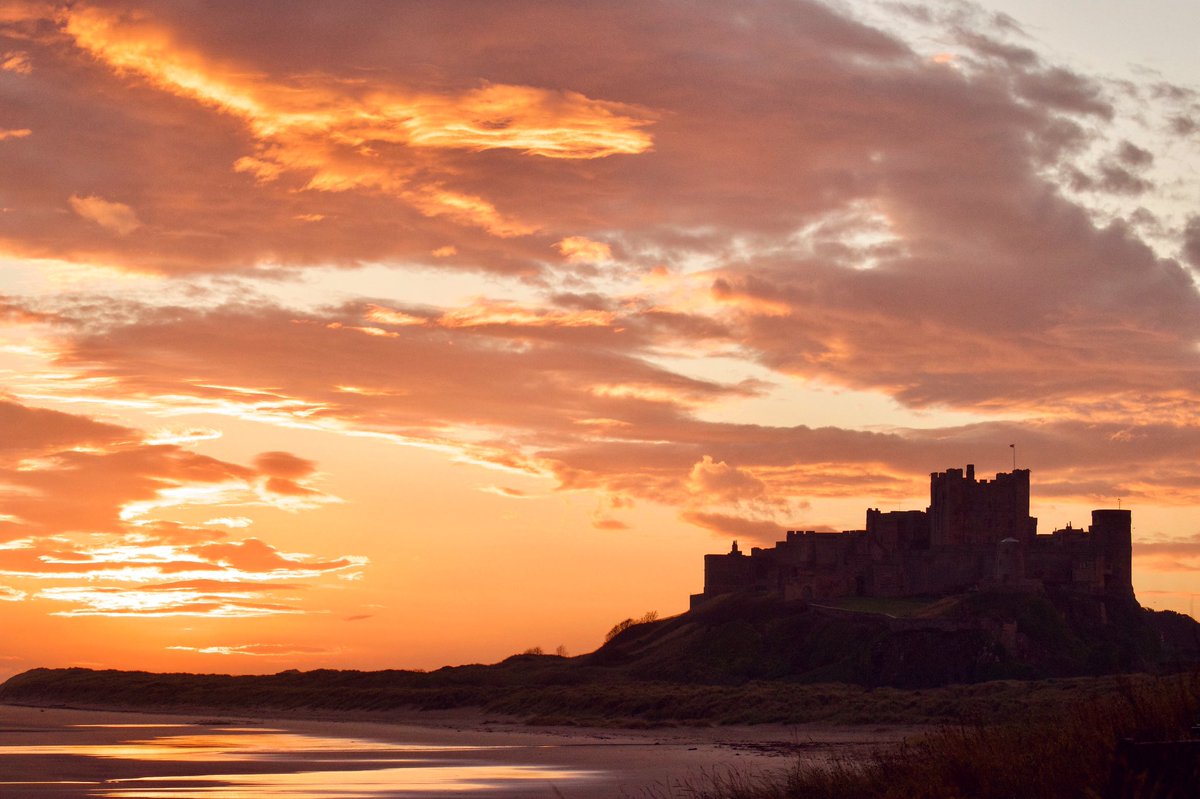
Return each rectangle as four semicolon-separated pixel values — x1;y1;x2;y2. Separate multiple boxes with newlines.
2;665;1194;732
641;670;1200;799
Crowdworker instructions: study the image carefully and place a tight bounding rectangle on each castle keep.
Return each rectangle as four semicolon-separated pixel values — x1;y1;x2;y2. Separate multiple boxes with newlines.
692;465;1132;608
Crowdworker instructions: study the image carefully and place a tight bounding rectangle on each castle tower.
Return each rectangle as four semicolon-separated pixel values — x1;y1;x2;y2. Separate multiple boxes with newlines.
1090;509;1133;596
701;541;753;596
929;465;1037;546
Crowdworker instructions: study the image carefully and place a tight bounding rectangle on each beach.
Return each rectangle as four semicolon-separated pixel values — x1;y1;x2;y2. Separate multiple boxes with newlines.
0;703;913;798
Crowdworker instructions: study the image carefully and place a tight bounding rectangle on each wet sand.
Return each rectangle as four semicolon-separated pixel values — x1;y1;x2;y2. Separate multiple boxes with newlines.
0;703;914;798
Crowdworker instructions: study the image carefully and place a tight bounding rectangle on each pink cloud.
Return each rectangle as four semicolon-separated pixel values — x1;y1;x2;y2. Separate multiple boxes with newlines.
0;0;1176;285
9;291;1199;526
680;511;784;546
688;456;766;503
0;1;1197;555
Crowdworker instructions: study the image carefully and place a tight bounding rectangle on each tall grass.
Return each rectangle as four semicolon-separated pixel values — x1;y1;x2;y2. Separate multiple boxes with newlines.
658;671;1200;799
2;667;1193;730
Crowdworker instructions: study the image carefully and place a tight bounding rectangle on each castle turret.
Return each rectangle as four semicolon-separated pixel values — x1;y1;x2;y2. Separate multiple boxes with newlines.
1090;509;1132;596
701;541;752;597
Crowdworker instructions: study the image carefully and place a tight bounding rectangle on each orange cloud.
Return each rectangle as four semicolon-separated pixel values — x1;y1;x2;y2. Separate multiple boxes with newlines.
190;538;353;574
1;50;31;73
363;305;426;327
1;405;333;527
0;397;365;618
436;299;615;329
253;451;316;480
0;529;365;617
687;456;766;502
68;194;141;235
61;4;653;239
406;188;538;238
0;534;361;584
555;236;612;263
0;399;134;454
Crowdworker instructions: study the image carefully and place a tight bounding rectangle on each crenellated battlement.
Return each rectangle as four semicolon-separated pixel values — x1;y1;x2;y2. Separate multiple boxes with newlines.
691;465;1133;608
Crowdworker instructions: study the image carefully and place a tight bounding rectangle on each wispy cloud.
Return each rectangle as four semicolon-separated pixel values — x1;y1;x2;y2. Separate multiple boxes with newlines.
167;643;336;656
0;397;365;616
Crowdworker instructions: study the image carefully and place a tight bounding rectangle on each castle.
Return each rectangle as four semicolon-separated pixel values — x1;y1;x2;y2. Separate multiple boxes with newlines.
691;465;1132;608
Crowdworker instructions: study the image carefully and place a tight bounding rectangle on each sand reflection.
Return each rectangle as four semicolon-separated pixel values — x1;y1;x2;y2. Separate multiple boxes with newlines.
0;723;597;797
98;764;592;797
5;729;514;760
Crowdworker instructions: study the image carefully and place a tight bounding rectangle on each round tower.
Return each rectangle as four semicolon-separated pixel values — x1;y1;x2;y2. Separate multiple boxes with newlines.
1090;509;1132;596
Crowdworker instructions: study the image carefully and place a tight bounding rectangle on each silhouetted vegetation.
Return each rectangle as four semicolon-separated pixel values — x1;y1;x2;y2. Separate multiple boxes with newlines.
2;665;1196;731
645;671;1200;799
605;610;659;642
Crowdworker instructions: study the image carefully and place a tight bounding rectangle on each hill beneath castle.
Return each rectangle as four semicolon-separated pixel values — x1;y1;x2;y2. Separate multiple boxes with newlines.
2;591;1197;725
593;590;1199;686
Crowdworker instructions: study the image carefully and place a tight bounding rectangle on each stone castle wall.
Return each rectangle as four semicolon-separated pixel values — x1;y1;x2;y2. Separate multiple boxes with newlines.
691;466;1133;609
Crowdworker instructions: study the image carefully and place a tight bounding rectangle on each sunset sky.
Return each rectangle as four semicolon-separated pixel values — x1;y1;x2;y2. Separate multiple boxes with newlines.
1;1;1198;679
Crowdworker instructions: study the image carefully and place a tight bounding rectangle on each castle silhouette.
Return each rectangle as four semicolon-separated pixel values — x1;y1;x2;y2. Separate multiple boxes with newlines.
692;465;1132;608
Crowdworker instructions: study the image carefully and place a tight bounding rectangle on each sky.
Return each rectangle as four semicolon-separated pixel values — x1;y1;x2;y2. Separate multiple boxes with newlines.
0;0;1198;679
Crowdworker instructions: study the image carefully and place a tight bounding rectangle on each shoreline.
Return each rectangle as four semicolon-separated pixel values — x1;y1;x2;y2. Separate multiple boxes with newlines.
0;702;916;797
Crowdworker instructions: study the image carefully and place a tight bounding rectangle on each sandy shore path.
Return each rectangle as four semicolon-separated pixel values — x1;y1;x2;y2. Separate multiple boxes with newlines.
0;703;914;798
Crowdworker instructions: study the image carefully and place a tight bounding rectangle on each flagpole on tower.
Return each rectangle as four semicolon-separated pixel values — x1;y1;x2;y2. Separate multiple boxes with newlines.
1009;443;1016;470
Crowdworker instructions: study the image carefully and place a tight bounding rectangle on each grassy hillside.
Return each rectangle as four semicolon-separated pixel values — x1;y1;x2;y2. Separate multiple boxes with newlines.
1;591;1196;725
592;591;1196;686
